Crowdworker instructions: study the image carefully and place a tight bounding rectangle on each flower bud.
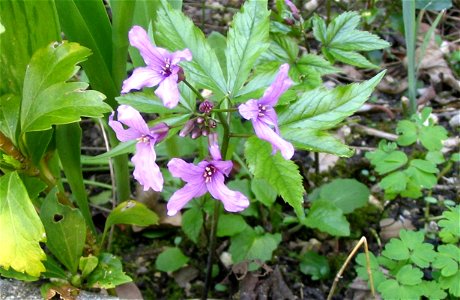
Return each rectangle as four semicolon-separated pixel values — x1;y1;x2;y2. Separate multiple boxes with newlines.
199;100;214;114
196;117;205;124
179;119;195;137
191;128;202;139
208;119;217;128
176;67;185;82
202;128;209;136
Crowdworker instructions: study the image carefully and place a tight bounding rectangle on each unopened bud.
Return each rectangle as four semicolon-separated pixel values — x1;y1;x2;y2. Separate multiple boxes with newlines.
199;100;214;114
177;67;185;82
208;119;217;128
191;128;202;139
283;18;295;26
202;128;209;136
196;117;205;124
179;119;195;137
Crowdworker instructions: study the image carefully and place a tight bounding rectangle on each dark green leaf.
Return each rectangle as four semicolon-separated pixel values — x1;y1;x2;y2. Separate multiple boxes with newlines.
303;200;350;236
116;91;186;114
57;123;95;233
86;253;132;288
207;31;228;80
299;251;330;280
314;179;369;213
415;0;452;10
182;207;203;243
40;189;86;274
79;255;99;279
230;227;281;263
217;214;249;237
251;178;277;207
0;94;20;143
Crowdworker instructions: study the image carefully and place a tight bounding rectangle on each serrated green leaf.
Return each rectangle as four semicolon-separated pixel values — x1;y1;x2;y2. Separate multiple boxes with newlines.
330;30;390;51
405;165;437;189
438;270;460;297
155;0;226;95
207;31;228;80
303;200;350;236
419;125;448;151
217;214;248;237
420;280;447;300
20;42;111;132
378;279;423;300
244;137;304;218
116;91;186;114
230;227;281;263
40;189;86;274
312;15;327;44
226;0;270;96
182;207;203;243
382;238;410;261
410;159;438;173
355;252;386;288
379;171;408;199
426;151;445;164
0;172;46;276
155;247;189;272
328;48;379;69
366;146;408;175
314;179;369;213
296;54;339;76
86;253;132;288
396;120;418;146
325;12;361;44
299;251;330;280
251;178;277;207
279;71;385;156
262;34;298;62
433;244;460;277
438;206;460;243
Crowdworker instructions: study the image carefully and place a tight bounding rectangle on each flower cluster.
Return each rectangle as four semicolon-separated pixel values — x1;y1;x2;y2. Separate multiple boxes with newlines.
110;26;295;216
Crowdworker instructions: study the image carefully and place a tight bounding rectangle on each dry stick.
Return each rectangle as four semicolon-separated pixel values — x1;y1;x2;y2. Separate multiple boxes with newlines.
327;236;376;300
98;118;117;250
351;124;398;141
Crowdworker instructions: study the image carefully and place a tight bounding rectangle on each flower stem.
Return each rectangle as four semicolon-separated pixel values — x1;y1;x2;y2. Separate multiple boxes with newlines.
183;79;205;101
202;200;220;300
212;108;237;113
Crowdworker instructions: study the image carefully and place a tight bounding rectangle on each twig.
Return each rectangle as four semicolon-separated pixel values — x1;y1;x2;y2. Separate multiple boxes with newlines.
327;236;376;300
352;124;398;141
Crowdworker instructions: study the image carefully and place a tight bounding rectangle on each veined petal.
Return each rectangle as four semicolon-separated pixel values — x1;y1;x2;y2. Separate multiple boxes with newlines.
128;26;169;67
259;63;293;106
108;112;141;142
171;49;193;65
208;133;222;161
253;119;295;160
150;122;169;143
116;105;150;135
121;67;163;94
155;74;180;108
132;142;164;192
262;108;280;133
238;99;260;120
167;182;207;216
168;158;204;184
207;172;249;213
213;161;233;176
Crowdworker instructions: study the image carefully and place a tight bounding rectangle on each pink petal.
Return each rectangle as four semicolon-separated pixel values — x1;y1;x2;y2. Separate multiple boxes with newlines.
128;26;169;67
262;108;280;133
116;105;150;135
121;67;163;94
259;63;293;106
155;74;180;108
171;49;193;65
167;158;205;184
167;182;207;216
150;122;169;143
253;119;295;160
132;142;163;192
207;172;249;213
285;0;299;16
208;133;222;161
213;161;233;176
108;112;141;142
238;99;259;121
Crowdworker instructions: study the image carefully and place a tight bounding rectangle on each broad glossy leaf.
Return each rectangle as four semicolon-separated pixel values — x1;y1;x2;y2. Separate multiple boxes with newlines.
182;207;203;243
226;0;269;96
279;71;385;156
217;214;249;237
303;200;350;236
40;189;86;274
86;253;132;288
104;200;159;238
79;255;99;279
0;0;60;95
155;247;189;272
245;137;305;218
0;172;46;276
155;0;226;95
230;227;281;263
20;42;111;132
56;123;95;232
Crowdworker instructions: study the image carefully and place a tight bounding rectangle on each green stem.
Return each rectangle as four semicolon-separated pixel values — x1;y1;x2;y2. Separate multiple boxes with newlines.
402;0;417;115
216;112;230;160
183;79;205;101
212;108;237;113
229;133;251;138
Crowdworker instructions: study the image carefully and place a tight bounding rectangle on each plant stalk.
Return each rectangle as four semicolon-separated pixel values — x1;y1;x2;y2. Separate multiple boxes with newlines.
402;0;417;115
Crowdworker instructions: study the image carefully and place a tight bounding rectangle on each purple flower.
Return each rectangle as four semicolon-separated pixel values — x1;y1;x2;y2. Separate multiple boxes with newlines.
285;0;300;19
166;134;250;216
109;105;168;192
121;26;192;108
238;63;295;160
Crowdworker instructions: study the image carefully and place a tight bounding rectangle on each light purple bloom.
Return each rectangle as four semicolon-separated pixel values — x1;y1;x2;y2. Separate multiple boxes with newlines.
109;105;168;192
285;0;300;19
238;63;295;160
122;26;192;108
166;134;250;216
